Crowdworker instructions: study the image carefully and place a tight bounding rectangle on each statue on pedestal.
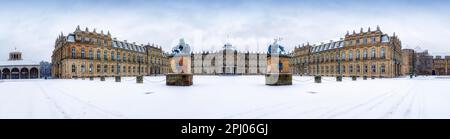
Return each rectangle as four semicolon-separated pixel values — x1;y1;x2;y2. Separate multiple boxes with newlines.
166;38;193;86
265;38;292;86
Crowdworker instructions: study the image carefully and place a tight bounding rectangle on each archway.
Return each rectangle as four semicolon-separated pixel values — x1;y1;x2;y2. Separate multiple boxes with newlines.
2;68;10;79
20;68;29;79
11;68;20;79
30;68;39;79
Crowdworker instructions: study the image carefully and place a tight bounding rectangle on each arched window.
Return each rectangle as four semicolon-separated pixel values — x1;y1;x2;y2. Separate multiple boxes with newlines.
342;52;346;61
117;52;121;61
381;48;385;59
349;50;353;60
71;48;76;59
111;51;115;61
104;50;108;60
81;48;85;59
363;49;368;60
72;64;76;73
97;50;101;60
371;48;376;59
356;50;360;60
89;49;93;60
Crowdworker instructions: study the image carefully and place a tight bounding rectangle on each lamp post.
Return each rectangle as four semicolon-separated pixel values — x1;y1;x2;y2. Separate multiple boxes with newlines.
115;52;121;82
314;54;321;83
136;55;143;83
337;45;342;82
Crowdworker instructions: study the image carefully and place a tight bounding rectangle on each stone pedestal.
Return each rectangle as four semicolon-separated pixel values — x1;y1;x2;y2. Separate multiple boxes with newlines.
265;73;292;86
100;76;105;81
166;73;193;86
336;76;342;82
352;76;357;81
136;75;143;84
115;76;121;82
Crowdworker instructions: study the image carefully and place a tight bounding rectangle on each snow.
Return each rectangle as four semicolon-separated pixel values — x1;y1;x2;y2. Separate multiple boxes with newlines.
1;75;450;119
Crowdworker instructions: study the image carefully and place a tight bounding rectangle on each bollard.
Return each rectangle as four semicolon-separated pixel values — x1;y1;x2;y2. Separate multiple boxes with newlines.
352;76;357;81
115;76;121;82
314;76;322;83
100;76;105;81
336;75;342;82
136;75;143;83
89;76;94;81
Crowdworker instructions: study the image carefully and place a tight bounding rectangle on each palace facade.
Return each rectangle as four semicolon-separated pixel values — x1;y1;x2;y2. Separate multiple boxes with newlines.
189;43;268;75
290;26;403;78
51;26;169;79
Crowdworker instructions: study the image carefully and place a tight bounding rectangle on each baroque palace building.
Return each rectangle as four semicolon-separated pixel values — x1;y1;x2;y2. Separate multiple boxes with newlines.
291;26;403;78
51;26;168;79
190;42;267;75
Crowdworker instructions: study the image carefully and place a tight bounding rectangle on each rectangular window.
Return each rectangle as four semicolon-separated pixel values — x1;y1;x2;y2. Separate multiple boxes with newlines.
104;51;108;61
111;52;115;61
71;48;76;59
72;65;76;73
97;50;101;60
81;48;85;59
89;49;93;60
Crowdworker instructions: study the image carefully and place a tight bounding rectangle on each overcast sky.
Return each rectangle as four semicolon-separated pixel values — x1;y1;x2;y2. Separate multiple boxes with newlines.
1;0;450;62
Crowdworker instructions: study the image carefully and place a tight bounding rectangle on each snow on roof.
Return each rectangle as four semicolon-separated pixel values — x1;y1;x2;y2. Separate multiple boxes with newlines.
112;40;145;53
310;40;344;53
0;60;40;67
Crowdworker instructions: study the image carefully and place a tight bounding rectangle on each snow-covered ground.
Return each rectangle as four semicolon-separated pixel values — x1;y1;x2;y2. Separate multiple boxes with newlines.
1;75;449;119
